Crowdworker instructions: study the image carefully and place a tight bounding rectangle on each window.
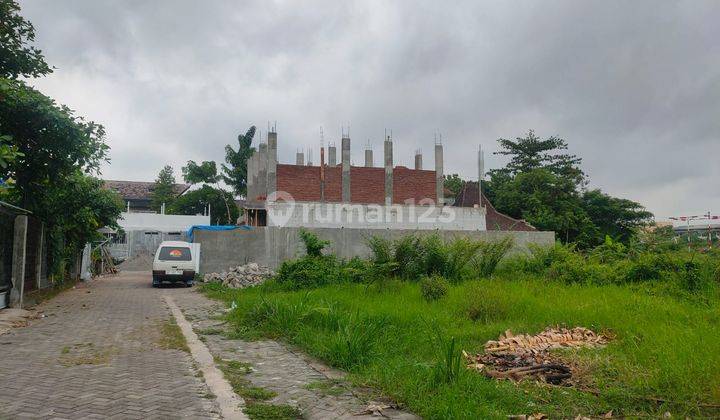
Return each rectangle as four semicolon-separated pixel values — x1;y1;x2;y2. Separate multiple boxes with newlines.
158;247;192;261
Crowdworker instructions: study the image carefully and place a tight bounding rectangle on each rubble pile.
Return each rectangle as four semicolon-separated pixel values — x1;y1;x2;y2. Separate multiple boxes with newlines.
203;263;275;288
464;327;609;385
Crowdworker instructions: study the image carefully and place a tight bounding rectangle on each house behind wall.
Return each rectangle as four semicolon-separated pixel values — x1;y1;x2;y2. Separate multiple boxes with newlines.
108;212;211;261
103;180;190;213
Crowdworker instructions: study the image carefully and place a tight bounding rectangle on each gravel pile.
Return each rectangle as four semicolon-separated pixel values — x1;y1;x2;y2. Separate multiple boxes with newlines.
202;263;275;288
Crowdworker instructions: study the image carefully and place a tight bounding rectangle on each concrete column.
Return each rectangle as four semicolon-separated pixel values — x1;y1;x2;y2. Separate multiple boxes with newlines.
384;138;393;205
267;131;277;199
435;144;444;206
320;147;326;201
414;152;423;170
478;144;484;207
258;143;268;199
296;151;304;166
247;151;256;200
341;137;351;202
9;215;28;308
328;145;337;166
364;149;373;167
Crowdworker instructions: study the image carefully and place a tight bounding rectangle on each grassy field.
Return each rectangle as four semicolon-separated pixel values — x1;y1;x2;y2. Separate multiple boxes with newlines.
203;273;720;418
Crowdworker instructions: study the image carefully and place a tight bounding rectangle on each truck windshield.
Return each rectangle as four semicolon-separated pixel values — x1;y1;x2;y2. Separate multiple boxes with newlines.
158;247;192;261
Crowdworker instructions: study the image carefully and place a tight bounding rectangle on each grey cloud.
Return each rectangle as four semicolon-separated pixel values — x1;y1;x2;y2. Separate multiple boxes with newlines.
18;0;720;218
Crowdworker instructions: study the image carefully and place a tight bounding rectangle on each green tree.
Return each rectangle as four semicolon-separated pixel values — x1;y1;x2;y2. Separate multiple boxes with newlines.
491;129;585;187
222;126;256;197
44;173;123;262
169;185;238;225
0;1;121;276
443;174;465;202
182;160;220;184
581;189;653;244
488;130;651;247
0;78;109;209
492;168;596;244
181;160;234;224
0;0;52;78
0;134;23;192
150;165;177;212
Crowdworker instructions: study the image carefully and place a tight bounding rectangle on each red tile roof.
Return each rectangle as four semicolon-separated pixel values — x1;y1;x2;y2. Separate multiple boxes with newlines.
453;181;537;231
103;180;190;200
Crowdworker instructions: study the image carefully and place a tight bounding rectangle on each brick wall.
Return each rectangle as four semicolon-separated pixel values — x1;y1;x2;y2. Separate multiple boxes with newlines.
350;167;385;204
393;167;437;204
277;165;321;201
324;166;342;202
276;163;436;204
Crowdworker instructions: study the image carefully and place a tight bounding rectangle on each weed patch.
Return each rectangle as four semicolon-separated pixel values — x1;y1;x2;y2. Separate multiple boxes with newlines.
243;403;302;420
420;275;449;302
304;380;347;396
216;359;277;403
197;327;225;335
59;343;115;367
158;319;189;352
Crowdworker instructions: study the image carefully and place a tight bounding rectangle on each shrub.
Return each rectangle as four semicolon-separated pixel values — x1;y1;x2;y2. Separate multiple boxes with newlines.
367;235;393;265
589;235;628;263
522;242;575;273
275;256;342;290
420;275;449;302
394;234;423;280
679;261;703;293
339;257;372;284
366;234;515;283
444;237;483;281
623;252;676;283
323;312;384;370
464;283;511;323
298;229;330;257
421;235;448;277
472;237;514;278
547;255;620;285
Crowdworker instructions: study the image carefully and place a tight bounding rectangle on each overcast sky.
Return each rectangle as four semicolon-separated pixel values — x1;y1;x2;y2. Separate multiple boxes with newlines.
18;0;720;219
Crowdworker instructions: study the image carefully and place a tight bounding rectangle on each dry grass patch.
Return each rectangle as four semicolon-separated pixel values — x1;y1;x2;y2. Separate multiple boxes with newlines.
158;319;190;352
59;343;116;367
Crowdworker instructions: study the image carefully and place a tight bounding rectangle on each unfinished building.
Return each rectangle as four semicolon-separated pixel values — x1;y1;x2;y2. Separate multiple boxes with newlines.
241;128;534;231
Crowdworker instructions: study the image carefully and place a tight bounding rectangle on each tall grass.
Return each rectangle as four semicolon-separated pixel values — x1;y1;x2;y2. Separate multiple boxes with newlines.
428;325;463;385
472;237;514;278
365;234;514;282
202;233;720;417
205;277;720;418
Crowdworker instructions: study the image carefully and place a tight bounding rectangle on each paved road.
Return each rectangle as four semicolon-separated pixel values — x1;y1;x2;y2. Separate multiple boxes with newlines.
0;271;418;420
0;272;218;419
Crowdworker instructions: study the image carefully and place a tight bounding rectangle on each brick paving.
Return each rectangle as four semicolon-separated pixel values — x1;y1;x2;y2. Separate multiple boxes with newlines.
0;271;219;419
0;271;417;419
174;291;418;420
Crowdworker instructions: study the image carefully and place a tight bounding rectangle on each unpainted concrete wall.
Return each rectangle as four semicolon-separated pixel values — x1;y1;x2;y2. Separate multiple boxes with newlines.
265;202;487;231
195;226;555;274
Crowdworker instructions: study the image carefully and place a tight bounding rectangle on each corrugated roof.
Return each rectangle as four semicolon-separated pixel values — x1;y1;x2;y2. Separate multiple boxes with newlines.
103;180;190;200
